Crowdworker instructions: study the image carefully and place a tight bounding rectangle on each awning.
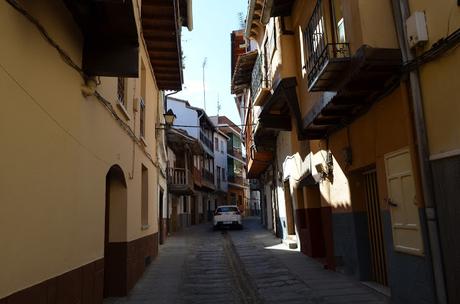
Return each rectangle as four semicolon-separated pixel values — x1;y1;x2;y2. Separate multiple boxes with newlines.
231;51;258;94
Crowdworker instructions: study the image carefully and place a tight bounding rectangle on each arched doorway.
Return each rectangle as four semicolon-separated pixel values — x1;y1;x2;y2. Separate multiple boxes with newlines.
104;165;128;297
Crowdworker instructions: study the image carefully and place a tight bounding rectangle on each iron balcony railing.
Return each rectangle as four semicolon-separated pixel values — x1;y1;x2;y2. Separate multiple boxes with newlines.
304;0;350;89
251;53;269;102
306;43;350;87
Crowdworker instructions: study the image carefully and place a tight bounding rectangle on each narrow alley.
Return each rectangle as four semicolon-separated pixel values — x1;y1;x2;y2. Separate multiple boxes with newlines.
1;0;460;303
105;218;388;304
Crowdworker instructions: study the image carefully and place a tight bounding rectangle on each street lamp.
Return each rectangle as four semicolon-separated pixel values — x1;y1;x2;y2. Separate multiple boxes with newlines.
156;109;176;129
163;109;176;127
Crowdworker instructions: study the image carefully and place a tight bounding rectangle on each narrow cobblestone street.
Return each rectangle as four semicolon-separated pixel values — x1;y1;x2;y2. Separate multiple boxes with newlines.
105;218;388;304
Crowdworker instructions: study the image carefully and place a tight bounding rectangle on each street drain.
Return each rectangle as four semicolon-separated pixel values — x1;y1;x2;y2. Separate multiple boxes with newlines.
222;233;263;304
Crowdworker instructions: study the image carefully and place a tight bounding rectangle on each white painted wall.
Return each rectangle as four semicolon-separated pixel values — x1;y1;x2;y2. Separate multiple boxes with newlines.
250;190;260;211
214;132;228;192
167;97;199;139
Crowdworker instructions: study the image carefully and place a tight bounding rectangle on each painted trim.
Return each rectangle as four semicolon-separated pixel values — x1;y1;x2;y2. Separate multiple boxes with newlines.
429;149;460;161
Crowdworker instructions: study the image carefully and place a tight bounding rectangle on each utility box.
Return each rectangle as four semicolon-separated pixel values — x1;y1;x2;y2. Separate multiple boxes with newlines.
406;11;428;48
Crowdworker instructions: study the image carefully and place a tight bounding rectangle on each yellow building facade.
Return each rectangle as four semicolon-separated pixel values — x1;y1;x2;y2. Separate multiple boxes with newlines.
237;0;459;303
0;0;191;302
405;1;460;303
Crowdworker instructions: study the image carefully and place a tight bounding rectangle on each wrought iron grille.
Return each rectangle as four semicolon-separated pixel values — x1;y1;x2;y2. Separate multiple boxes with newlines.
306;43;350;85
305;0;350;87
117;77;126;106
251;54;268;102
305;0;326;72
140;97;145;138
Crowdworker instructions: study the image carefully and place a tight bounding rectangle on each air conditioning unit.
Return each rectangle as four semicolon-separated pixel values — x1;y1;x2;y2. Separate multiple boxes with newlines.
406;11;428;49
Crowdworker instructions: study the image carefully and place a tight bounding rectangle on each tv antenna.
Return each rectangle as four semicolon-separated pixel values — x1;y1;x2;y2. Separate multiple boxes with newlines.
217;94;221;117
202;57;207;111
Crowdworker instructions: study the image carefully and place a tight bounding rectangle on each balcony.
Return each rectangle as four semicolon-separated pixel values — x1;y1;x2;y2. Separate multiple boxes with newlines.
247;149;273;179
231;51;258;94
306;43;351;92
193;166;202;187
304;0;351;92
303;45;402;139
201;169;215;191
251;54;271;106
228;174;248;187
228;146;243;160
167;168;194;195
63;0;139;77
202;169;214;183
270;0;295;17
141;0;191;90
200;131;213;152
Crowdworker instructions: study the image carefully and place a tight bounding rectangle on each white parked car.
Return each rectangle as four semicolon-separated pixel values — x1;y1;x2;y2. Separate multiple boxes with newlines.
213;205;243;230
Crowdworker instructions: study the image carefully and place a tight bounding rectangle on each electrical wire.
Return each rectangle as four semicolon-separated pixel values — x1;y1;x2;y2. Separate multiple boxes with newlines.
5;0;159;168
402;27;460;72
5;0;86;78
172;123;256;129
0;61;108;166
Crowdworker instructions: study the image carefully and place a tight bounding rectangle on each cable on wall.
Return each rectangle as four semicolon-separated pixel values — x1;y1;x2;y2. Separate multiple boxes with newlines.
402;27;460;72
5;0;159;168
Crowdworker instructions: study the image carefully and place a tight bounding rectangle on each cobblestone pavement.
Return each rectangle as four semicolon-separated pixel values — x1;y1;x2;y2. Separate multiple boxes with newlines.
105;217;389;304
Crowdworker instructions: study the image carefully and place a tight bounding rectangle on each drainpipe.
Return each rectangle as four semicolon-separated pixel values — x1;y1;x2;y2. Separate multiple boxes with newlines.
163;90;179;237
391;1;447;303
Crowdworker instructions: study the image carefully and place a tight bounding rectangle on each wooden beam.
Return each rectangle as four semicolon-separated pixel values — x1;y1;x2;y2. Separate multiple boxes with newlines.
148;50;178;59
313;116;343;126
259;114;292;131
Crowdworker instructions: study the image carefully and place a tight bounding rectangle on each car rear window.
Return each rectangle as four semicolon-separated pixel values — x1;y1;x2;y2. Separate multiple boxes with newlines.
217;207;238;212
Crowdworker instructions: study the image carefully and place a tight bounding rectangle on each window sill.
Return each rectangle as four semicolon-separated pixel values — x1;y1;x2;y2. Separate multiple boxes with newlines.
141;224;150;231
117;102;131;120
140;136;147;147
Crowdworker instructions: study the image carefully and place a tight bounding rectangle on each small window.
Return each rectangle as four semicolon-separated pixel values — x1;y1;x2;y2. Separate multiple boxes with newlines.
221;141;224;153
140;98;145;138
215;138;219;151
117;77;126;107
332;0;346;43
141;165;148;227
222;168;226;181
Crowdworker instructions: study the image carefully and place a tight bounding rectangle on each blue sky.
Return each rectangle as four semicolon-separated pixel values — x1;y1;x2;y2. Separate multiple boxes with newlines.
174;0;247;125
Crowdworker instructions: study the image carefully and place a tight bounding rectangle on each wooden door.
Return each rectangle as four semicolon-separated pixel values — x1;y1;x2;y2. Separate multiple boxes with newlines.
283;180;296;235
363;170;388;286
385;148;423;255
